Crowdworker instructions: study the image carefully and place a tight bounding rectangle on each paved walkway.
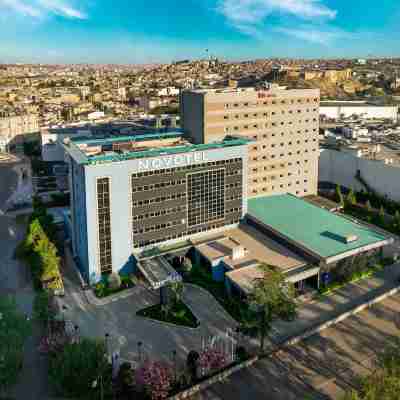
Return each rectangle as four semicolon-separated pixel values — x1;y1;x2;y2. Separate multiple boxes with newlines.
57;278;239;366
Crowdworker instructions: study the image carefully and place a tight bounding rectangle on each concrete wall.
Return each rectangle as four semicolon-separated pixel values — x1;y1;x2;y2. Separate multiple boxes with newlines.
319;149;400;202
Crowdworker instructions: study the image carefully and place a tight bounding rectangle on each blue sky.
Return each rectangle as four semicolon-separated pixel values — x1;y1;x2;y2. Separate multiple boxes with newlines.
0;0;399;63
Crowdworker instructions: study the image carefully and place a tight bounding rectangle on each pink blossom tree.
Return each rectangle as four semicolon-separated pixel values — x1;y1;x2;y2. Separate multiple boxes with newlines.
198;347;227;376
135;361;173;400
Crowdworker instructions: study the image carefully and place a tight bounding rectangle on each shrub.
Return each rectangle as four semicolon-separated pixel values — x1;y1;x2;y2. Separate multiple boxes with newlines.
94;282;107;298
182;257;193;274
33;290;56;322
108;273;121;291
48;338;111;398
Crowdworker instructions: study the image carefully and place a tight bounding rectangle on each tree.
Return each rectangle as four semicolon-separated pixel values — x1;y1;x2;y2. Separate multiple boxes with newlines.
169;281;184;305
247;265;297;352
378;205;386;227
342;339;400;400
0;296;31;397
346;189;357;208
48;338;111;399
393;211;400;233
366;200;372;213
335;185;344;206
135;361;173;400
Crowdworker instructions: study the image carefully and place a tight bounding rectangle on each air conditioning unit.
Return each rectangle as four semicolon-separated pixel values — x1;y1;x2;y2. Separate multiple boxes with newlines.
345;235;358;244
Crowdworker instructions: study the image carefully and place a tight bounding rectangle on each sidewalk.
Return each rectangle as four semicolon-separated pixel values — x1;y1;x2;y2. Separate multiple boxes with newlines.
266;263;400;348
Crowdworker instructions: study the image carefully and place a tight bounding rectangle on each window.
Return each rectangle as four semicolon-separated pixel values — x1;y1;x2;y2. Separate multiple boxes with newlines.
97;178;112;274
187;169;225;227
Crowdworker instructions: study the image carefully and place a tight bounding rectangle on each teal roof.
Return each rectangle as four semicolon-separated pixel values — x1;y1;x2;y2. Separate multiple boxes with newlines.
64;137;251;165
72;131;183;146
248;194;390;259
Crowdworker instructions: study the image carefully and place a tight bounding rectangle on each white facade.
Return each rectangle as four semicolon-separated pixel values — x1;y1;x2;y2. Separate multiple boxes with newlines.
68;144;248;283
319;148;400;202
320;104;398;122
157;87;180;97
87;111;105;121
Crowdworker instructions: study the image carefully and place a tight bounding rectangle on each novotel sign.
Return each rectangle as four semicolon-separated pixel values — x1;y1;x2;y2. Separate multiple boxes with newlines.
137;152;208;171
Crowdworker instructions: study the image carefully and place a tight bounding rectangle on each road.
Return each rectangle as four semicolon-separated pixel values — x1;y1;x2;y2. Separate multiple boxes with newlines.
194;293;400;400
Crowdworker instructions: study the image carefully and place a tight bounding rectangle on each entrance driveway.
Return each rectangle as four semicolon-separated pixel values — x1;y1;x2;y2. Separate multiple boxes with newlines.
57;279;239;365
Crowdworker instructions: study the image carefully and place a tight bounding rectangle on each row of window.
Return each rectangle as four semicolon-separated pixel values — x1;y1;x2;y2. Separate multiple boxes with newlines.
132;192;186;207
253;177;309;184
251;187;309;195
133;219;182;235
249;129;318;141
251;138;318;152
132;219;240;249
222;108;318;120
132;205;186;221
131;159;242;179
249;163;310;174
96;178;112;274
224;123;317;133
223;98;318;109
132;179;186;193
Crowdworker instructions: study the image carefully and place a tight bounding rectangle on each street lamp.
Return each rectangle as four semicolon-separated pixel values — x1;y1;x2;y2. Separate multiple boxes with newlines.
172;350;177;381
137;341;143;363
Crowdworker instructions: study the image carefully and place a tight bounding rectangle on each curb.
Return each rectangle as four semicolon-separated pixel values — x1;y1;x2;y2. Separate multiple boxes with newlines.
135;313;200;331
85;287;139;306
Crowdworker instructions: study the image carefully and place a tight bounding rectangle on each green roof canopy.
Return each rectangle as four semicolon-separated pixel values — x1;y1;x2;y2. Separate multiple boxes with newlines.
248;194;391;261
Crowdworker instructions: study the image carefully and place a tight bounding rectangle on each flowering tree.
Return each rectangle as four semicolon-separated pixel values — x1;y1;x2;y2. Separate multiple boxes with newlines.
38;330;70;354
135;361;173;400
198;347;227;377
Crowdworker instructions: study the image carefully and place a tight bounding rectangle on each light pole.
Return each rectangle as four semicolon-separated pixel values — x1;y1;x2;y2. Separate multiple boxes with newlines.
137;341;143;363
172;350;177;382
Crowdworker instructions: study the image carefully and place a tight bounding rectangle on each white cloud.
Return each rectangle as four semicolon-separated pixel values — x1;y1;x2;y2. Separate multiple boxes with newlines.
217;0;340;43
275;25;348;45
0;0;87;19
218;0;336;23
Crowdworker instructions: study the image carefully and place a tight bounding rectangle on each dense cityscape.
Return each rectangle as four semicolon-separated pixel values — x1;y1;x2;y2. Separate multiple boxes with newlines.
1;2;400;400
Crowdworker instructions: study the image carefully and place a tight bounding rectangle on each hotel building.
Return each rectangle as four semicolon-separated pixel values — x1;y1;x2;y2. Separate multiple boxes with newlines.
180;85;320;198
64;131;249;283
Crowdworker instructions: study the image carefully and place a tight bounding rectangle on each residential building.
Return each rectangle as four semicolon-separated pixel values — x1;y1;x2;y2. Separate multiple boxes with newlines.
0;114;39;152
180;85;320;198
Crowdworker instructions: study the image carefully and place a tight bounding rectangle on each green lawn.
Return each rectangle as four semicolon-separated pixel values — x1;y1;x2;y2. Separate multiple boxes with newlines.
137;301;199;328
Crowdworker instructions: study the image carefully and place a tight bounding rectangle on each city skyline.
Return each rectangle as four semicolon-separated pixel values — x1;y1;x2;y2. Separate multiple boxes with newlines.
0;0;400;64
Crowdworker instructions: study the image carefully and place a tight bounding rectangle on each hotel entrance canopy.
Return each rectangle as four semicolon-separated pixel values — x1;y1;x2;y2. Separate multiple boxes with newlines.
137;256;182;290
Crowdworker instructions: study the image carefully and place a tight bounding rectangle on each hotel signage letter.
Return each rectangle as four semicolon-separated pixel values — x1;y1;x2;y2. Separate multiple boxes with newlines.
138;152;208;171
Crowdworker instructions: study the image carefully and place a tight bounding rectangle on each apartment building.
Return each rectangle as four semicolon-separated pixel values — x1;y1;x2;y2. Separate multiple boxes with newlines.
0;114;39;152
180;85;320;198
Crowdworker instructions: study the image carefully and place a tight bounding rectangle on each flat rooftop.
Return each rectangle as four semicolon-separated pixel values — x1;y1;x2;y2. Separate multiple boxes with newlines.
321;101;396;108
248;194;392;262
63;131;250;165
193;223;306;273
